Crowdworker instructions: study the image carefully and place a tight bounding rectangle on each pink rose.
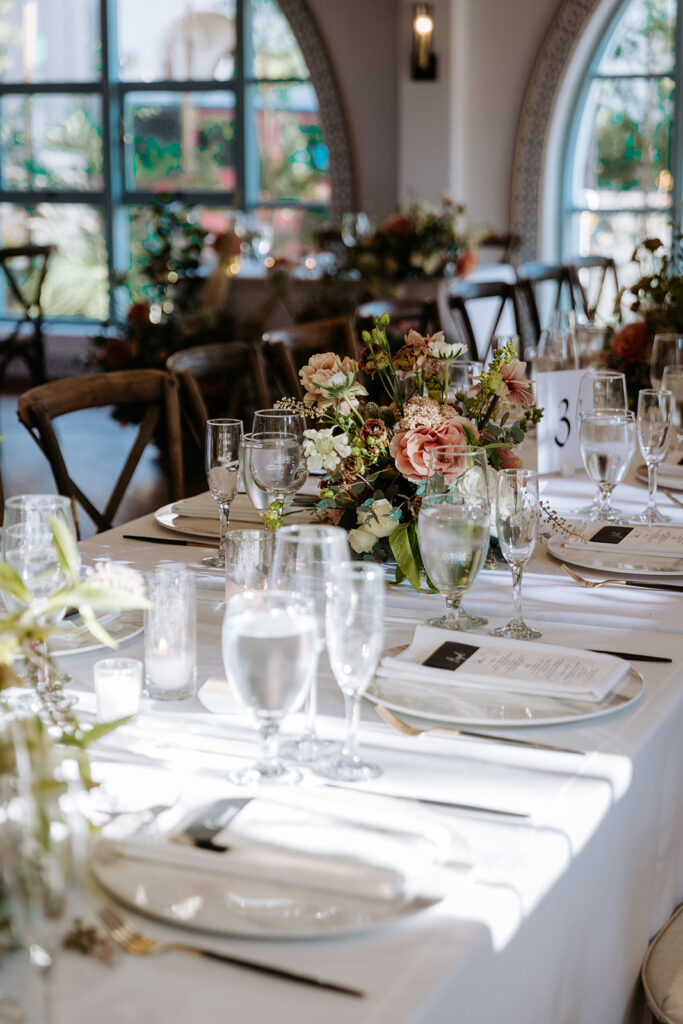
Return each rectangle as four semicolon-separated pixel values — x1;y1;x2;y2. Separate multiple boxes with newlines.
389;416;477;484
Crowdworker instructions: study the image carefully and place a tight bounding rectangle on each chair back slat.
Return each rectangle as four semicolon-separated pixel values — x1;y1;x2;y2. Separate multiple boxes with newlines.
445;279;522;361
0;244;55;386
516;262;580;345
262;318;358;402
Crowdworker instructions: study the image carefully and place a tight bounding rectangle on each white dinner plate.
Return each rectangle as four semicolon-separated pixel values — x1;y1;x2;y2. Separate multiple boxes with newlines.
636;462;683;492
547;534;683;576
47;609;143;658
91;795;459;940
366;646;643;728
154;501;221;539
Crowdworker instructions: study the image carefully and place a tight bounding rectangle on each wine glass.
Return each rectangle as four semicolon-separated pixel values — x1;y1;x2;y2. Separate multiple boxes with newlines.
579;410;635;522
631;388;672;524
575;371;628;518
220;589;317;784
651;334;683;389
490;469;541;640
252;408;306;439
270;524;349;763
247;432;308;511
1;495;76;620
202;418;243;569
662;365;683;446
537;311;578;369
314;562;385;783
417;446;491;631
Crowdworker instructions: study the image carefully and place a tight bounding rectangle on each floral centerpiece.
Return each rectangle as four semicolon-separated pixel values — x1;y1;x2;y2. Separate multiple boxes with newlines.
341;197;477;283
279;315;541;590
608;237;683;407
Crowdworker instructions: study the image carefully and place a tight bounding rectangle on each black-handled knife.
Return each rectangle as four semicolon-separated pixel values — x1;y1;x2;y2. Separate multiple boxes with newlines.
588;649;673;663
619;580;683;593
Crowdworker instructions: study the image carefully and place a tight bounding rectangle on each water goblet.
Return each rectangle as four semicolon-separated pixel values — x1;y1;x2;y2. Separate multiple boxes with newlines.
417;446;491;631
538;312;578;370
651;334;683;390
314;562;385;783
631;388;672;524
247;431;308;511
662;365;683;446
252;408;306;439
579;410;635;522
271;524;349;763
221;589;318;785
490;469;541;640
2;495;76;619
575;371;628;517
202;418;243;569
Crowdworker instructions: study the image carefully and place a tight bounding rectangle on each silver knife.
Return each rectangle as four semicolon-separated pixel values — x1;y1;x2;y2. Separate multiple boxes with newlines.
325;783;529;818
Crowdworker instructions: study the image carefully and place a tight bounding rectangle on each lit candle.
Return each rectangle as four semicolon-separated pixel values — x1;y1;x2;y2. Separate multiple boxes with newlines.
145;637;195;692
94;658;143;721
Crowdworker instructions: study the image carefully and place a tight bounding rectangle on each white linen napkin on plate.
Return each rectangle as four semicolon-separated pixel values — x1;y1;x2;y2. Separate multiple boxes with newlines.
99;789;451;903
171;479;321;519
377;626;628;703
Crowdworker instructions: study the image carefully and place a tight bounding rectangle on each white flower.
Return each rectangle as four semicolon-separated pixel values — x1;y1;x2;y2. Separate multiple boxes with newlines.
348;526;378;554
303;428;351;473
428;336;466;361
85;560;146;598
357;498;397;539
315;370;367;413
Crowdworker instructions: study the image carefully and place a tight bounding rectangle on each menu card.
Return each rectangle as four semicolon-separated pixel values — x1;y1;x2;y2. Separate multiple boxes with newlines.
565;523;683;558
377;626;628;702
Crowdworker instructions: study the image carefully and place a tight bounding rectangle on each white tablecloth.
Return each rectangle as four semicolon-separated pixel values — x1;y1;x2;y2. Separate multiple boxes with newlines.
3;462;683;1024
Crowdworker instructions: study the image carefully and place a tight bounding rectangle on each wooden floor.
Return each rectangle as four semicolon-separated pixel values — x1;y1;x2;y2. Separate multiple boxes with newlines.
0;388;173;538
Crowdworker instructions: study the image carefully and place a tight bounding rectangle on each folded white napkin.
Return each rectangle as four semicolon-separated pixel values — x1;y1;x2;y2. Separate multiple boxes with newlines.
100;789;450;904
562;523;683;560
377;626;628;703
172;479;321;519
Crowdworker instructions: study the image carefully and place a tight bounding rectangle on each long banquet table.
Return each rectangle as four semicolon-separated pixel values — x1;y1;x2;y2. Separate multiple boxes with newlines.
3;462;683;1024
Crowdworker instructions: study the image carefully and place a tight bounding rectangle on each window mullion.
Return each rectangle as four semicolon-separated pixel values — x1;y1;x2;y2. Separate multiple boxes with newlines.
100;0;120;322
672;0;683;263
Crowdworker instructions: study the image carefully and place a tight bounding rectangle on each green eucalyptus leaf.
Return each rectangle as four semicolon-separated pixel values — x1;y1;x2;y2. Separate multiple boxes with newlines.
78;605;118;649
49;515;80;584
0;563;31;603
389;522;421;592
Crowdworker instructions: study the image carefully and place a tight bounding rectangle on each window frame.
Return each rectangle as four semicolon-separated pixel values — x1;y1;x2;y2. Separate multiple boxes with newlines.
0;0;333;324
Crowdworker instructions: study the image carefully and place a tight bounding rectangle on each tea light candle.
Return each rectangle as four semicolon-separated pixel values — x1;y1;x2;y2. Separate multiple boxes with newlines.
145;637;195;692
94;658;143;721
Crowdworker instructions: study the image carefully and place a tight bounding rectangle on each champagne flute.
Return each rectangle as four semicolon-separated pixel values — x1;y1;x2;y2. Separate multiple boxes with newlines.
575;371;628;517
662;365;683;446
271;524;349;763
491;469;541;640
579;410;635;522
221;589;317;784
202;418;243;569
651;334;683;389
314;562;385;783
632;388;672;524
417;446;490;631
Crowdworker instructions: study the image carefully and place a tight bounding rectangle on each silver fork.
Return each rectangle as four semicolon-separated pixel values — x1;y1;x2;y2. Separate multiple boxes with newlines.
561;563;631;589
559;563;683;593
664;489;683;508
98;904;363;997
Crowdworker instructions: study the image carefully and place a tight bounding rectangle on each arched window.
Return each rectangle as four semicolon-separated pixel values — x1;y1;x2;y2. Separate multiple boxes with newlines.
0;0;351;321
562;0;676;283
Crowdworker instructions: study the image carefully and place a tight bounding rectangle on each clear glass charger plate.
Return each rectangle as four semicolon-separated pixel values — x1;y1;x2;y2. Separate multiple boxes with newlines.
90;791;462;940
547;534;683;576
366;646;643;728
36;609;143;658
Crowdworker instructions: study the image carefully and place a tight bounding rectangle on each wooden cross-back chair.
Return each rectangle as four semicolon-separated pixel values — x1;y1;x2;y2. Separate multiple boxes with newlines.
515;262;581;345
355;298;441;350
262;318;358;402
166;341;270;449
568;255;620;323
0;245;55;388
17;369;184;537
445;279;523;361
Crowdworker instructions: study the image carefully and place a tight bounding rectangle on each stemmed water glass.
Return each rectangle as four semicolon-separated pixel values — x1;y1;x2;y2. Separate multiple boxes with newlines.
202;418;243;569
579;410;635;522
575;371;627;516
491;469;541;640
632;388;672;524
270;524;349;763
247;432;308;512
252;408;306;439
417;446;491;631
220;589;318;785
662;365;683;447
315;562;385;783
651;334;683;389
538;311;578;370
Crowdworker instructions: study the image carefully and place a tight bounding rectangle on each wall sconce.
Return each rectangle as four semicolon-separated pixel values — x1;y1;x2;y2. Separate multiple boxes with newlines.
411;4;437;81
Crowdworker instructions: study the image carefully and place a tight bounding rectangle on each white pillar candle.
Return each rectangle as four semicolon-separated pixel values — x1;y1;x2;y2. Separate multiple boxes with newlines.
145;638;195;691
94;658;143;721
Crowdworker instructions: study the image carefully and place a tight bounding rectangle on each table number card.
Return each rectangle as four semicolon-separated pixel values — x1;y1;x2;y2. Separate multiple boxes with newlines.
535;369;583;475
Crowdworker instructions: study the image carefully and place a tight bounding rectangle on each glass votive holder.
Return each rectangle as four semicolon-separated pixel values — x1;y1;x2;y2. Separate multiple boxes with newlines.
94;658;143;721
144;567;197;701
224;529;274;600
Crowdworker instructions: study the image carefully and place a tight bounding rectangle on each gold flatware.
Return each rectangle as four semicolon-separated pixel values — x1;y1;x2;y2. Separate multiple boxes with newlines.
664;489;683;508
375;705;584;755
98;905;363;997
561;562;683;594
